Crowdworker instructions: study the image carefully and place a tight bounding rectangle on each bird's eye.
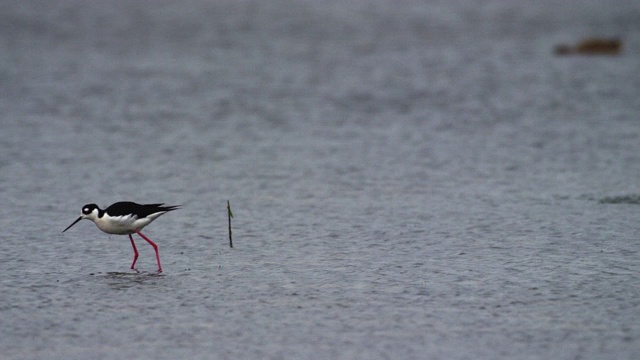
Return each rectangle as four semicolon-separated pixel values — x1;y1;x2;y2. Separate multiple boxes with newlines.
83;207;90;214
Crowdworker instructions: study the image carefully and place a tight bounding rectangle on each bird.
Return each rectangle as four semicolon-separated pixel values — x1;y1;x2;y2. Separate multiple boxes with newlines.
63;201;180;272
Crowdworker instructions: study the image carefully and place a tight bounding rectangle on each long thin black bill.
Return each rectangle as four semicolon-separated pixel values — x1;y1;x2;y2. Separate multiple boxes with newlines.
63;217;83;233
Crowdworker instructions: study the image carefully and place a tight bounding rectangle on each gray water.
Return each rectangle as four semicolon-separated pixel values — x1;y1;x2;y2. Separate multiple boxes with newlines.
1;0;640;359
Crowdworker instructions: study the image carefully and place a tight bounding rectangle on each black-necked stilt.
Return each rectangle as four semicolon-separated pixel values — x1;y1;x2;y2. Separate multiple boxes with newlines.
63;202;180;273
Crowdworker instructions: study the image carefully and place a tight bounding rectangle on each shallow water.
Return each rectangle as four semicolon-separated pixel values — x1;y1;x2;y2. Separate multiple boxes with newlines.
1;0;640;359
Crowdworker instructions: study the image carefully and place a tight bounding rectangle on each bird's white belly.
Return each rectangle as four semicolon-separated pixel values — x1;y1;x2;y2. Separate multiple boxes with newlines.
93;215;151;235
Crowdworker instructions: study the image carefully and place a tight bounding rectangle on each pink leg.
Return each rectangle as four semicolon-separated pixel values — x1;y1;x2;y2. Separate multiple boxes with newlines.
134;230;162;273
129;234;139;269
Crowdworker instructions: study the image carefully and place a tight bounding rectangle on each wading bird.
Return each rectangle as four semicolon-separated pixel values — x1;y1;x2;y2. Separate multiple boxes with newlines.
63;202;180;272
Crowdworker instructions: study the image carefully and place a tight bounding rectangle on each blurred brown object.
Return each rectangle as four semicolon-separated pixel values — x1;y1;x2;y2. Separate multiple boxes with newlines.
554;38;622;55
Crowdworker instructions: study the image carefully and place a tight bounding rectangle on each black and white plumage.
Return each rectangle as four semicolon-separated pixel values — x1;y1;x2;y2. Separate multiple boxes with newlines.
63;202;180;272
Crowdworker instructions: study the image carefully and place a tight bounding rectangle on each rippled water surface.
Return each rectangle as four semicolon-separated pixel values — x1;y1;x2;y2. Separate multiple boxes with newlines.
1;0;640;359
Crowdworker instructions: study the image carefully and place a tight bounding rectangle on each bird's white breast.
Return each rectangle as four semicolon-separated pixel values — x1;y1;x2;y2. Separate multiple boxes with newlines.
93;214;139;235
88;210;168;235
